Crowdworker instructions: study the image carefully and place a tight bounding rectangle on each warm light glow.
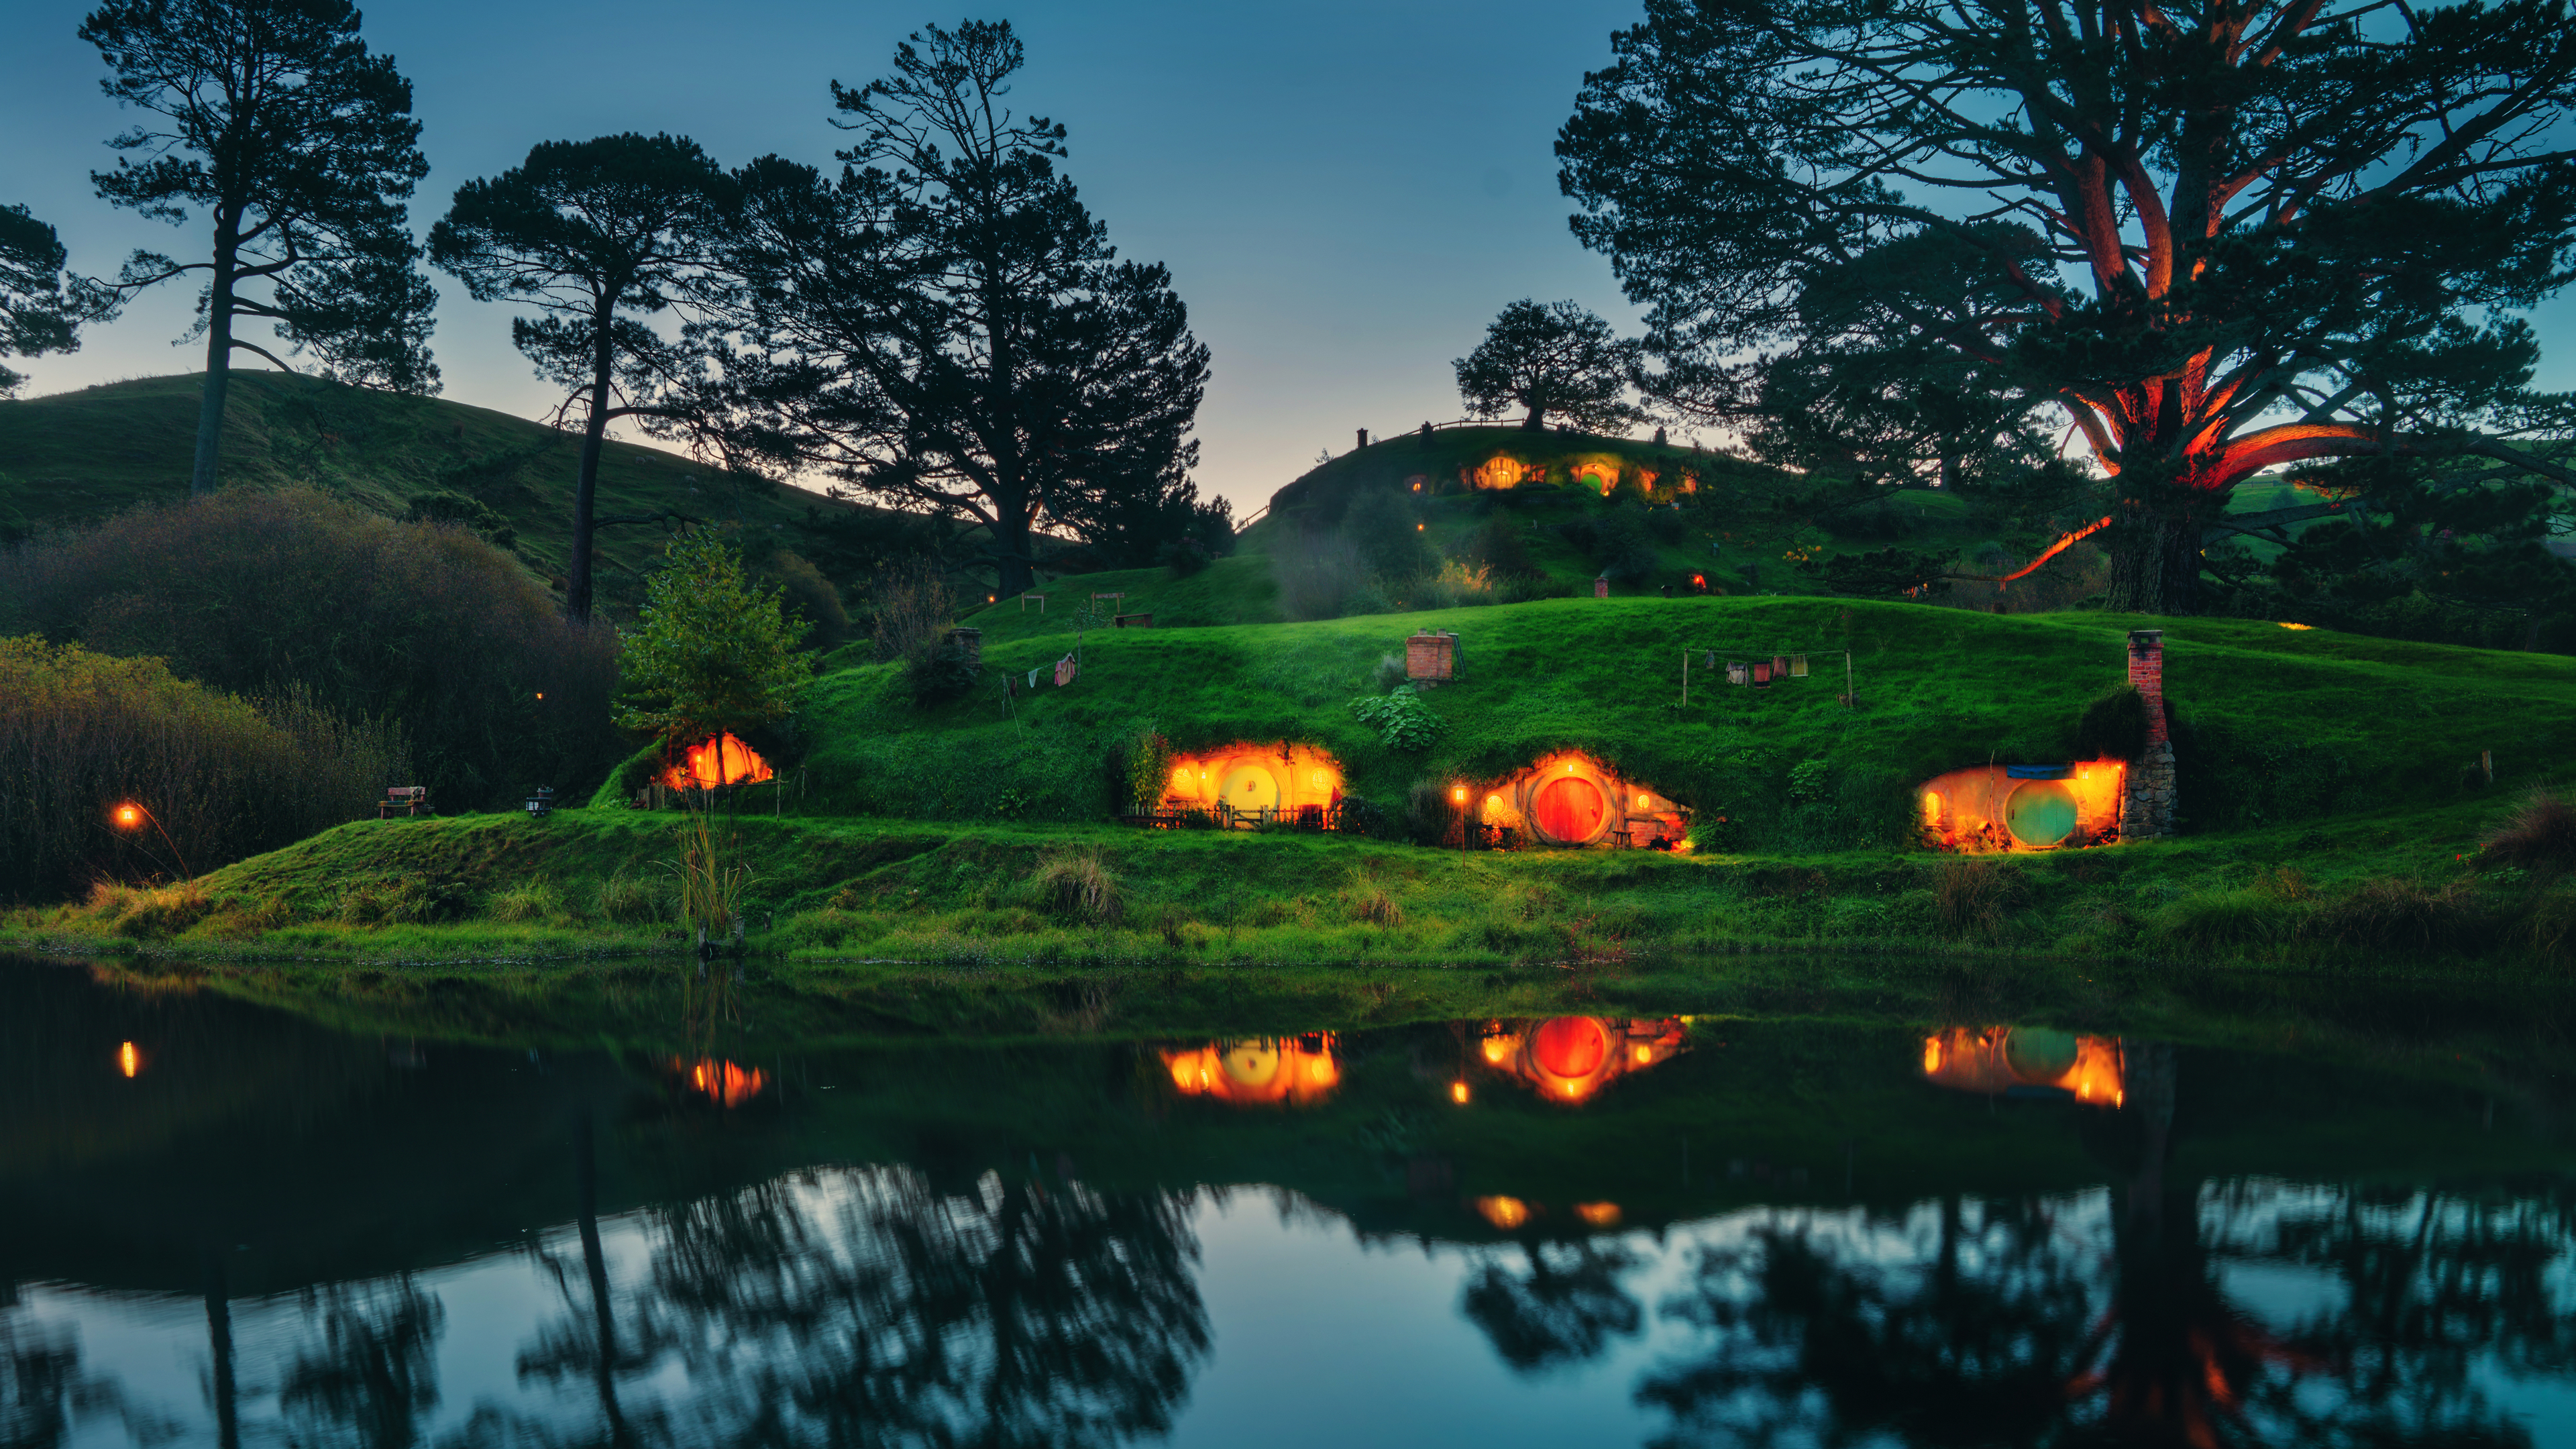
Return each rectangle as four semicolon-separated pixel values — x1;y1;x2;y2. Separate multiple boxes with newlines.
118;1041;139;1078
1635;793;1648;808
1921;1027;2124;1108
534;692;545;700
1475;1017;1688;1104
1452;786;1466;803
670;1056;767;1108
1919;761;2125;853
1450;1080;1471;1104
2279;621;2314;630
113;804;140;828
1474;1196;1531;1230
1415;523;1425;531
1487;794;1502;808
1575;1202;1621;1227
659;734;775;790
1162;1034;1342;1107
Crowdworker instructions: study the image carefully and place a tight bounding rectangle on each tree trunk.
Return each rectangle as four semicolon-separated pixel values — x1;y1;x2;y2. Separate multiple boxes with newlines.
1521;405;1546;431
574;1112;632;1446
995;510;1036;598
566;298;616;624
204;1250;239;1449
2105;502;2210;614
188;211;242;498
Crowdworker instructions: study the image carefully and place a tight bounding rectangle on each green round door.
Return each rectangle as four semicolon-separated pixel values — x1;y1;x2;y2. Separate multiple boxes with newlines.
2003;780;2078;847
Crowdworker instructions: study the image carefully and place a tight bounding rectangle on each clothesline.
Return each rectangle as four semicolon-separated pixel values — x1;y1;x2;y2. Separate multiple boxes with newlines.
1676;645;1856;707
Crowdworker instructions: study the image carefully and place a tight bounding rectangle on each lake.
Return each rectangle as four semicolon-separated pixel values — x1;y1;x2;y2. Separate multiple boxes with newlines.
5;951;2574;1448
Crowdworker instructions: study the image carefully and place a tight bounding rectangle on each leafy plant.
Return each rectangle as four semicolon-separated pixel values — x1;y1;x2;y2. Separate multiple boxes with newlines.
1121;725;1175;812
1350;686;1446;752
616;530;812;745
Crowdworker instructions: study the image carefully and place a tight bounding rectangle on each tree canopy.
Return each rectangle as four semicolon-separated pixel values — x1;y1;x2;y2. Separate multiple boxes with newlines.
1559;0;2576;612
0;205;93;399
614;529;810;749
702;21;1213;598
1454;299;1641;432
81;0;437;496
429;132;733;623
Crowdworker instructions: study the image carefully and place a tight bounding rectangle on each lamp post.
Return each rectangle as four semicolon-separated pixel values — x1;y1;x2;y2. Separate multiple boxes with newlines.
110;800;191;881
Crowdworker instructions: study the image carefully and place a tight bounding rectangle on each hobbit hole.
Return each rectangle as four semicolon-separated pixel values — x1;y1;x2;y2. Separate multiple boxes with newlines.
661;733;773;790
1921;1027;2124;1108
1471;1017;1688;1104
1159;743;1344;824
1474;753;1688;847
1161;1034;1340;1106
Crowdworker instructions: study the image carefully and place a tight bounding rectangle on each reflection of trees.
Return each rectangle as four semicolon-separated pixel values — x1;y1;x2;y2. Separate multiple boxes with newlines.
1;1307;85;1449
277;1275;446;1449
517;1165;1208;1449
1635;1046;2565;1447
1460;1239;1648;1374
1640;1198;2094;1448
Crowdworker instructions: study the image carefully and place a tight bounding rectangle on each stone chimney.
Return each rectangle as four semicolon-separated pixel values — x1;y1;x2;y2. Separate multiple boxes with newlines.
2121;629;2175;839
1356;428;1369;450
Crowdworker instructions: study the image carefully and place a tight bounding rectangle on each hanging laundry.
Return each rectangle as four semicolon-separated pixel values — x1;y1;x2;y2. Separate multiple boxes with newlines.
1727;661;1750;686
1703;651;1718;669
1754;661;1772;687
1054;653;1078;687
1790;653;1809;678
1028;667;1043;690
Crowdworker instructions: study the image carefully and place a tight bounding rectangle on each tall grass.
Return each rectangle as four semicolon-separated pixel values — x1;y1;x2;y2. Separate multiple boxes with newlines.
665;805;756;945
1031;848;1124;924
0;638;408;902
2481;790;2576;878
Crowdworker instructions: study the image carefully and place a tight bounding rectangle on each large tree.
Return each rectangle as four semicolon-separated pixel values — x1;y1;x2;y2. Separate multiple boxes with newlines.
81;0;438;497
1454;298;1642;432
0;205;95;398
1559;0;2576;612
706;20;1211;598
428;133;733;623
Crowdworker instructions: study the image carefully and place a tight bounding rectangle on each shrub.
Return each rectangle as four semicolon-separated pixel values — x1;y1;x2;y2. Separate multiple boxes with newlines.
2480;790;2576;877
1350;688;1447;751
862;556;957;665
1404;779;1459;847
1273;529;1367;622
2155;888;2292;951
0;639;409;902
1352;881;1405;926
0;488;619;809
1032;849;1123;924
2074;686;2151;761
1121;724;1175;812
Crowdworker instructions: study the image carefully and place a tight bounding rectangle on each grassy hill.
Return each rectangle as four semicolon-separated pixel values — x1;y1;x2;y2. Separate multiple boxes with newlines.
17;596;2568;971
0;371;865;616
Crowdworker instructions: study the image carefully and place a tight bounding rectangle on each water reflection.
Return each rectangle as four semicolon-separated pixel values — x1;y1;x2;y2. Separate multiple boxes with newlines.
1160;1034;1340;1107
1923;1024;2126;1106
1466;1016;1690;1104
6;956;2576;1448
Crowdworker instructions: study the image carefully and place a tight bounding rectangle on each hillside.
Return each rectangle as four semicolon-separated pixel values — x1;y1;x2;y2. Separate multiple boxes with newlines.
0;371;868;616
814;594;2557;842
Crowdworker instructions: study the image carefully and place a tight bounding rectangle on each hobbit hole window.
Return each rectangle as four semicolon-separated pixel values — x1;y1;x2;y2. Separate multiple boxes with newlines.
1917;762;2124;853
662;733;773;790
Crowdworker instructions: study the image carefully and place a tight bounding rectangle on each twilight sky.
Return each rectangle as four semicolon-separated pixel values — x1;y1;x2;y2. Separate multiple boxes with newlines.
0;0;1660;516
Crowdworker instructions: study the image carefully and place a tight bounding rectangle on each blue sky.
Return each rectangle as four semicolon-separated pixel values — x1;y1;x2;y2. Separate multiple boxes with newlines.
0;0;1654;515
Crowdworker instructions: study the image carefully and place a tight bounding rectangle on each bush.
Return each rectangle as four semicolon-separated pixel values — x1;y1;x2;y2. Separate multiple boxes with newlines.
1404;780;1459;847
2480;790;2576;878
0;639;409;902
1350;687;1446;751
2154;887;2293;951
1120;725;1175;813
0;488;619;809
2074;686;2152;761
490;882;565;924
598;867;665;924
1352;883;1405;927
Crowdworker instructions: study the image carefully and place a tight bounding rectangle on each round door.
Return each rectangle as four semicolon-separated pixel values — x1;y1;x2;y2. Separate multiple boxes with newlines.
2003;780;2078;847
1218;763;1281;813
1532;775;1607;843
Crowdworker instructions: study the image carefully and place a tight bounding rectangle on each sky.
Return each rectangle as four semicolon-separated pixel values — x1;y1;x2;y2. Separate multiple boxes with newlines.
0;0;1657;517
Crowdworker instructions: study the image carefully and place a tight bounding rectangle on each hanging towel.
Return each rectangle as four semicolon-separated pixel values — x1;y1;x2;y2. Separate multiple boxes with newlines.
1054;653;1078;687
1028;667;1043;690
1727;661;1750;686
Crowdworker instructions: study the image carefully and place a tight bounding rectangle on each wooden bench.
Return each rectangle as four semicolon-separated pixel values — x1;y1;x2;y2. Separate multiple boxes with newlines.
377;786;431;820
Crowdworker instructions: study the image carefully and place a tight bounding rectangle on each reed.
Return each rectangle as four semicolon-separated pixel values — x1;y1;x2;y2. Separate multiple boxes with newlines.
665;803;757;947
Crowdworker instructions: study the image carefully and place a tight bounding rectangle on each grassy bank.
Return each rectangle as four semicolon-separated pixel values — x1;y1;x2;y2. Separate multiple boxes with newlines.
3;791;2559;974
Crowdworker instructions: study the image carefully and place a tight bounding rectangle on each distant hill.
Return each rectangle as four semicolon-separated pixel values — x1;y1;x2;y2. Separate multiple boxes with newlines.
0;371;873;617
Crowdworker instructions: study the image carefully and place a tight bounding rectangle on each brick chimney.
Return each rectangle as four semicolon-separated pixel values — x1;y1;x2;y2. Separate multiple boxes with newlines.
2121;629;2175;839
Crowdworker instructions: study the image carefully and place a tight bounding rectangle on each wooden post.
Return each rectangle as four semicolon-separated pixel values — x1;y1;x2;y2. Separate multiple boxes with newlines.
1681;649;1688;706
1844;651;1854;707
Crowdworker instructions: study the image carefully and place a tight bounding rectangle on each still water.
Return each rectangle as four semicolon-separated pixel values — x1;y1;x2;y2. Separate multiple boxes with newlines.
6;953;2576;1448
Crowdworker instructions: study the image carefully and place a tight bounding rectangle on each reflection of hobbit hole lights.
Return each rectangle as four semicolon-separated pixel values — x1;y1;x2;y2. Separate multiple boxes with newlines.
1450;1081;1470;1104
119;1042;139;1078
1476;1196;1531;1229
1576;1202;1621;1227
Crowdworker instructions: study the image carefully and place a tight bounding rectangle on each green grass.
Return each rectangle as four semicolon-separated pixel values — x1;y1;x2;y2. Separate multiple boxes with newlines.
0;371;863;614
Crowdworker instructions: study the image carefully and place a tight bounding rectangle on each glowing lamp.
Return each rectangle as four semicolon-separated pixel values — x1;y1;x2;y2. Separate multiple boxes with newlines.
114;804;140;828
119;1041;139;1078
1452;787;1466;803
1633;1044;1652;1064
1450;1081;1470;1104
1415;523;1424;532
534;692;545;700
